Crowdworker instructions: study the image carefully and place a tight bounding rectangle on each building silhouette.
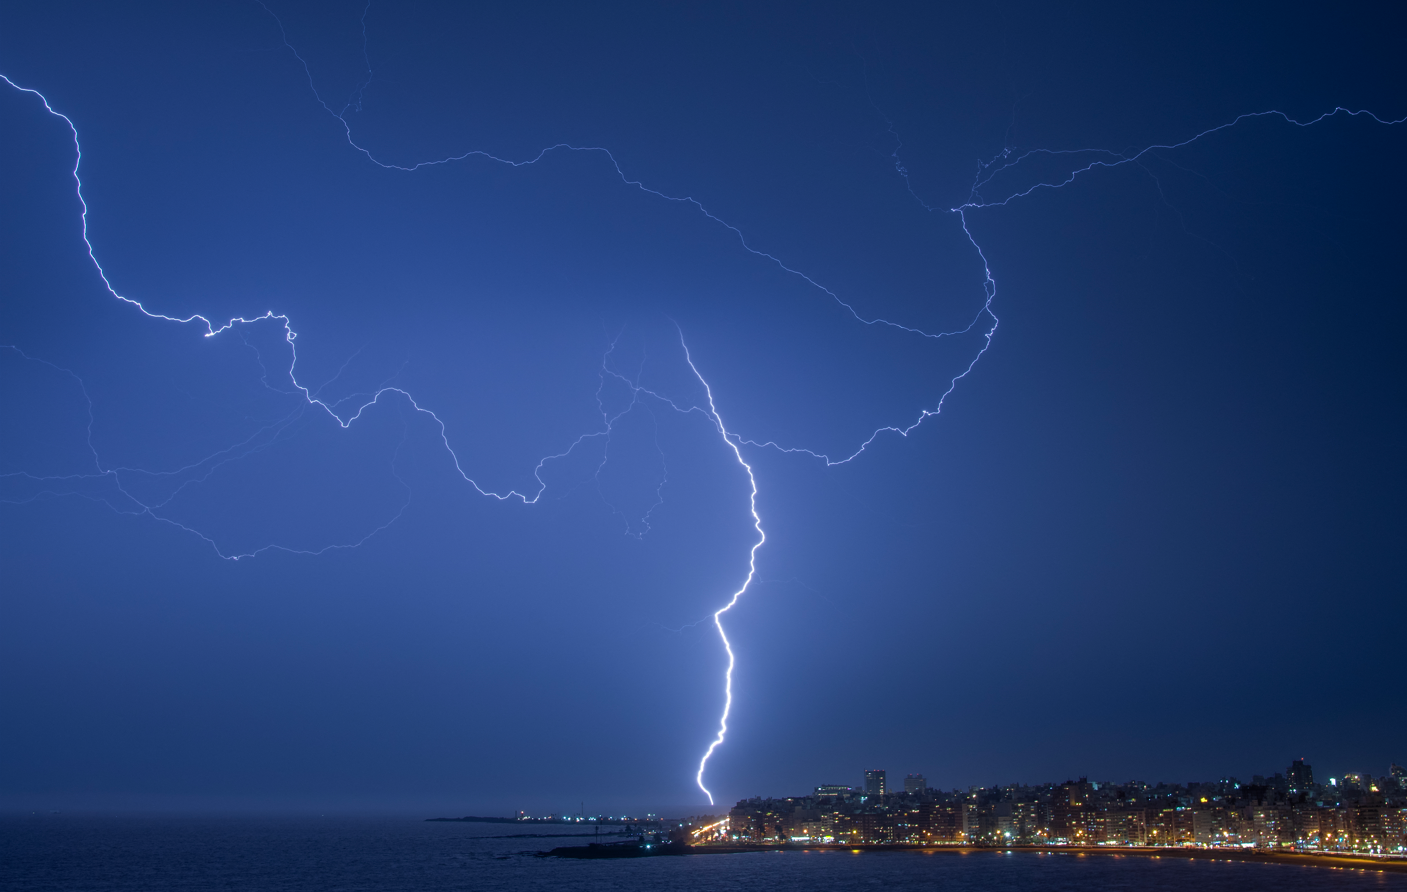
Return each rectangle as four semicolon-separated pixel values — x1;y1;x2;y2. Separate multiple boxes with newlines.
1288;759;1314;793
864;769;887;797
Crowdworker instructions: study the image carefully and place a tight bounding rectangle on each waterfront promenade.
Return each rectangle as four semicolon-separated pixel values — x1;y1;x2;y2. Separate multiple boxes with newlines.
684;843;1407;873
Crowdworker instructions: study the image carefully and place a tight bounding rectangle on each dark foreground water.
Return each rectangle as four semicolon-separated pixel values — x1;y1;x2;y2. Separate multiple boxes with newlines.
3;815;1404;891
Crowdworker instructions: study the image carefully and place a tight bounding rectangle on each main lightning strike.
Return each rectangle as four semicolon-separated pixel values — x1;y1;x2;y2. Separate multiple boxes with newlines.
677;334;763;807
2;11;1402;804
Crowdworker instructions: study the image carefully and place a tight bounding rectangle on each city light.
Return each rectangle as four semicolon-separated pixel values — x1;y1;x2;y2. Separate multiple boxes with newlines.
704;761;1407;855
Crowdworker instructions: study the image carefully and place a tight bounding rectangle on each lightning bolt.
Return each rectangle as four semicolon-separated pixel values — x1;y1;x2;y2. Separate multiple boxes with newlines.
0;71;697;555
677;333;763;807
2;6;1401;807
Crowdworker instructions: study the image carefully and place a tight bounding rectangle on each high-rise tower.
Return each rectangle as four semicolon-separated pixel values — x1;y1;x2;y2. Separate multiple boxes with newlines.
864;769;887;797
1287;758;1313;793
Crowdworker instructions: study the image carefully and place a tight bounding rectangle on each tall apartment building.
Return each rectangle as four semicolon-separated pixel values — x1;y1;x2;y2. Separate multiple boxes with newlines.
1049;778;1097;843
864;769;887;797
1287;759;1314;793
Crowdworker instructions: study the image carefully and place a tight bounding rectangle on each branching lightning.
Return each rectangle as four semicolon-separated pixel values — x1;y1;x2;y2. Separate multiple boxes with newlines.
1;3;1401;806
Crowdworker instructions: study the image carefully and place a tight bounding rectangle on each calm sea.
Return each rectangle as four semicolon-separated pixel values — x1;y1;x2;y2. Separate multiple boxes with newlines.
2;815;1403;891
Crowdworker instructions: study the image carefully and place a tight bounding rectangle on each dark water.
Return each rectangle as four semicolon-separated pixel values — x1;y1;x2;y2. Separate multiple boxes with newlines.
3;815;1404;891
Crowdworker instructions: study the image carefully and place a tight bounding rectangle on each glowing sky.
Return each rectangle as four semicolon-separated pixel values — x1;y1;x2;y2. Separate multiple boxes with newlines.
1;1;1403;814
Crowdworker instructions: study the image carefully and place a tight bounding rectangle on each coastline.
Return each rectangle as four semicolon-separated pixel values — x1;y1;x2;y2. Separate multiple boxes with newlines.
681;843;1407;873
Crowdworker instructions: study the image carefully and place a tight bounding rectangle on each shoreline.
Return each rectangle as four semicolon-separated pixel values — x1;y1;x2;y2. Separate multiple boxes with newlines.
681;843;1407;873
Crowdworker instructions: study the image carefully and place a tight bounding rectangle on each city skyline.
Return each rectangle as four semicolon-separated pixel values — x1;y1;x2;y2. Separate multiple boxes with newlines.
709;758;1407;853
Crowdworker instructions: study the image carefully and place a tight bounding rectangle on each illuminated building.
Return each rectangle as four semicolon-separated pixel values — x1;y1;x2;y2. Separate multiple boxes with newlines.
864;769;887;797
1099;807;1148;845
922;802;964;842
1287;758;1313;794
702;758;1404;853
1049;779;1096;843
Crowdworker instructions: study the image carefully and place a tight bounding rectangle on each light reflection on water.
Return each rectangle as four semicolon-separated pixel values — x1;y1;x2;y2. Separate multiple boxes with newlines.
2;816;1403;891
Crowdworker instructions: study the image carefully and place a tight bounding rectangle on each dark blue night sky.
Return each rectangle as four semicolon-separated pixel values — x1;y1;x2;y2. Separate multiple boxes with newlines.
1;1;1403;815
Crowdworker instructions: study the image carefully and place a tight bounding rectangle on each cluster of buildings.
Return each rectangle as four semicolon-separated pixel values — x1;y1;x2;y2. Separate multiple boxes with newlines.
707;761;1407;854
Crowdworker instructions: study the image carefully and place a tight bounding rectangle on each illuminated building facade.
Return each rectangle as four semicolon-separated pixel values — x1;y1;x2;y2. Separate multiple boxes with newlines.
864;770;887;797
710;760;1406;853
